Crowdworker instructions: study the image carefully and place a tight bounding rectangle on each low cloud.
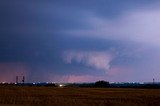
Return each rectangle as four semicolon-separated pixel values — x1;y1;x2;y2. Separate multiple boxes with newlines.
63;50;113;72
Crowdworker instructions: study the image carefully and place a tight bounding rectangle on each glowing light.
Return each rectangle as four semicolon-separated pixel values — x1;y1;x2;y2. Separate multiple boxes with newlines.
59;84;63;87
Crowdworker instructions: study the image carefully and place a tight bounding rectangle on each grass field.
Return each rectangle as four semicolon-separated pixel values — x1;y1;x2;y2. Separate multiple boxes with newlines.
0;86;160;106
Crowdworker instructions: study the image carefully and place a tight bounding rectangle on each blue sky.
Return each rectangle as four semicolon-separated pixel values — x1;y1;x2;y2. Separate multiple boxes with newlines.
1;0;160;83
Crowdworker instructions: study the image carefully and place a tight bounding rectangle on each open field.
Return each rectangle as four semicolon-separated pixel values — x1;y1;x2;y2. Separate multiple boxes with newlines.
0;86;160;106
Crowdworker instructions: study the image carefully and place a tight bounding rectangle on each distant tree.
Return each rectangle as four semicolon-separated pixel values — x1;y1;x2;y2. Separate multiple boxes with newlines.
95;80;110;87
45;83;56;87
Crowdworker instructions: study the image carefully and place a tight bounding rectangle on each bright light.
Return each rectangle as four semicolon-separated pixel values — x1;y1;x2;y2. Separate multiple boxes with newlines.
59;84;63;87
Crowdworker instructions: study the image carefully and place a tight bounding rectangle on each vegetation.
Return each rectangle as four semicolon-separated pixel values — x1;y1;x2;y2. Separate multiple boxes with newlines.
0;86;160;105
95;80;110;87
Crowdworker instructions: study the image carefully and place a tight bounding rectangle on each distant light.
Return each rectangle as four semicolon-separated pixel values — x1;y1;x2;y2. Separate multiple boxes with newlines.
59;84;63;87
2;82;5;84
33;83;35;85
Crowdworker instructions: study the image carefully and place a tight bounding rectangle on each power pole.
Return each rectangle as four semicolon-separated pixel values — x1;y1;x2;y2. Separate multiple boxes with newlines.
22;76;25;83
16;76;25;84
16;76;18;83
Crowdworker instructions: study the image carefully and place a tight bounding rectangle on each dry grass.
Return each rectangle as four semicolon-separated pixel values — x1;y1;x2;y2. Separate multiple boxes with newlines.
0;86;160;106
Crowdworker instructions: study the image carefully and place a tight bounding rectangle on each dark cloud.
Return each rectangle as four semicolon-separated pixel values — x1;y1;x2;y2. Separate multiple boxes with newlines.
0;0;160;82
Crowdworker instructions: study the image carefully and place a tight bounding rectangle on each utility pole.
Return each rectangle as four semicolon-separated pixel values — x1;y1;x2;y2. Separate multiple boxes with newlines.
16;76;18;83
22;76;25;83
16;76;25;84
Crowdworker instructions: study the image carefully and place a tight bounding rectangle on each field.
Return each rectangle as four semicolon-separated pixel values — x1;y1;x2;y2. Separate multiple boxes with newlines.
0;86;160;106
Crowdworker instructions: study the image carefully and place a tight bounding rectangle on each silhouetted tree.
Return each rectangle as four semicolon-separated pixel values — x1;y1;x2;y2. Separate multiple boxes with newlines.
45;83;56;87
95;80;110;87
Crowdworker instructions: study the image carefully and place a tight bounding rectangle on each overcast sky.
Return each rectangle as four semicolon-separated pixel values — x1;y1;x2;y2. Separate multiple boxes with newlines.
1;0;160;83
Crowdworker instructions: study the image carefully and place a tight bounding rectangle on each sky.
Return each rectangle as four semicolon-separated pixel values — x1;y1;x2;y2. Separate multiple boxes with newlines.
1;0;160;83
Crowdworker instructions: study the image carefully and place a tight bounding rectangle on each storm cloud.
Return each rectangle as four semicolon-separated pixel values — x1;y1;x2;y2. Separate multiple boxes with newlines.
63;50;113;72
1;0;160;83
